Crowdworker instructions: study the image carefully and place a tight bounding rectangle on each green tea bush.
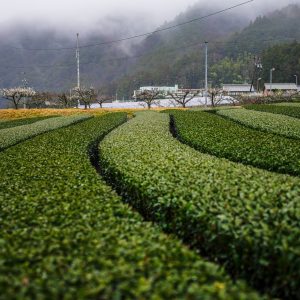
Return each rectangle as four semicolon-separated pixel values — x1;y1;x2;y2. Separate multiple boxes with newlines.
172;110;300;176
0;116;56;130
0;114;90;151
100;111;300;299
0;113;260;300
275;102;300;106
246;104;300;118
217;108;300;139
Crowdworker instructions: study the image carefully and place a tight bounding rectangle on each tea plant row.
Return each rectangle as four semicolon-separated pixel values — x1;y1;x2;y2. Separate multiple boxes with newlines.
0;113;260;299
246;104;300;119
217;108;300;139
0;116;56;130
100;111;300;299
0;114;90;151
173;110;300;176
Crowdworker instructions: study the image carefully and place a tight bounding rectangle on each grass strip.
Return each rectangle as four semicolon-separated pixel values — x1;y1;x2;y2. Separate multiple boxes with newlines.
100;111;300;299
0;113;260;299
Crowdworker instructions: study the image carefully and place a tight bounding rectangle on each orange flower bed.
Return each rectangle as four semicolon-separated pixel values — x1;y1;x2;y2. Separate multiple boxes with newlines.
0;107;186;120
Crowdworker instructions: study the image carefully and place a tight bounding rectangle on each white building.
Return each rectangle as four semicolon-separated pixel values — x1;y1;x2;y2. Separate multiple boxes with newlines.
264;83;298;93
134;84;179;99
222;84;256;96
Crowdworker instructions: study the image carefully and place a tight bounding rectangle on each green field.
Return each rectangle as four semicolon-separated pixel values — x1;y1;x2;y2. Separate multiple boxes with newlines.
1;108;299;299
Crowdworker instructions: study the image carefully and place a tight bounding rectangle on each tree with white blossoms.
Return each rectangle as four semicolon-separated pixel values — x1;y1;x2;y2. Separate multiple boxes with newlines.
168;90;201;108
1;87;36;109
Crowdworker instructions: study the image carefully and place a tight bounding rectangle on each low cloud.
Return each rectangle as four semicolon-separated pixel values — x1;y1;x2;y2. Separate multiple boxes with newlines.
0;0;299;37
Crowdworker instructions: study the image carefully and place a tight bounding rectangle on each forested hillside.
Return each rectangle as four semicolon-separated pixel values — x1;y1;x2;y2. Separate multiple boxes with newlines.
1;3;300;99
115;4;300;98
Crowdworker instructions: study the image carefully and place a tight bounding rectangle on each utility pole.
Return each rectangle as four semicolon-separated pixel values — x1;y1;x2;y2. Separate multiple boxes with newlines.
76;33;80;89
257;77;262;93
250;56;263;92
22;72;28;109
270;68;275;94
76;33;81;108
204;41;208;106
294;74;298;87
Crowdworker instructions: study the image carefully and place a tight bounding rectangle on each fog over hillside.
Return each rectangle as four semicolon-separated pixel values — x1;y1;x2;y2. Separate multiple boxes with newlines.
1;0;300;94
1;0;300;37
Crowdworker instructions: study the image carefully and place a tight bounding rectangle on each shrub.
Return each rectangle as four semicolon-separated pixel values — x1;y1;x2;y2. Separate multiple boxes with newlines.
0;114;91;151
0;113;260;299
172;110;300;176
100;111;300;299
217;108;300;139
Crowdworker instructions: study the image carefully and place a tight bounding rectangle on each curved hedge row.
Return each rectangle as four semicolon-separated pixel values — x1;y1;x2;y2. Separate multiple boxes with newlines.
172;110;300;176
0;113;260;299
217;108;300;139
0;116;57;130
275;102;300;107
0;114;91;151
246;104;300;119
100;111;300;299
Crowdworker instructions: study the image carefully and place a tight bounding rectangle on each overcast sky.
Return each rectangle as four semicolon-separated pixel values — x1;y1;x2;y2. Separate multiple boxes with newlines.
1;0;300;34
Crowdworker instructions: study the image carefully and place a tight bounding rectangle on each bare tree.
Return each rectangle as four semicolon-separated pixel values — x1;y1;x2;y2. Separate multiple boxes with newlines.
1;87;36;109
73;87;97;109
56;92;77;108
29;92;53;108
136;90;160;109
168;90;200;108
207;88;226;107
93;89;112;108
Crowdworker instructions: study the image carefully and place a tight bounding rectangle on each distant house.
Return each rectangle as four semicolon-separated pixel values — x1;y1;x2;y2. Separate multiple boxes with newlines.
133;84;202;100
264;83;298;94
222;84;256;96
134;84;179;99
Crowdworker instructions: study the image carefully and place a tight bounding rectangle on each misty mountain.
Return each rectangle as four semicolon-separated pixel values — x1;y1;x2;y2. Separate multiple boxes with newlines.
1;2;300;98
114;4;300;98
224;4;300;56
0;17;148;91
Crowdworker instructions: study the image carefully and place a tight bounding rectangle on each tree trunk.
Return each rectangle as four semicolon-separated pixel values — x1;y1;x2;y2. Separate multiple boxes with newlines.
13;98;18;110
147;102;151;109
211;95;215;107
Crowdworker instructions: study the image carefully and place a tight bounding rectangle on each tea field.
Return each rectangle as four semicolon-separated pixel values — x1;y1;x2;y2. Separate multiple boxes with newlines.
0;106;299;299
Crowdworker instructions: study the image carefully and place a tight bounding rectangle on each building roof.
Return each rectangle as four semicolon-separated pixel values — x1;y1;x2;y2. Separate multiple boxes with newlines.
222;84;255;92
264;83;297;90
140;85;178;92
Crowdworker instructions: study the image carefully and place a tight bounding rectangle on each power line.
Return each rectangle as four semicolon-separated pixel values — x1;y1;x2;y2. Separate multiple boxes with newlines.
0;41;206;69
3;0;254;51
2;36;299;71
